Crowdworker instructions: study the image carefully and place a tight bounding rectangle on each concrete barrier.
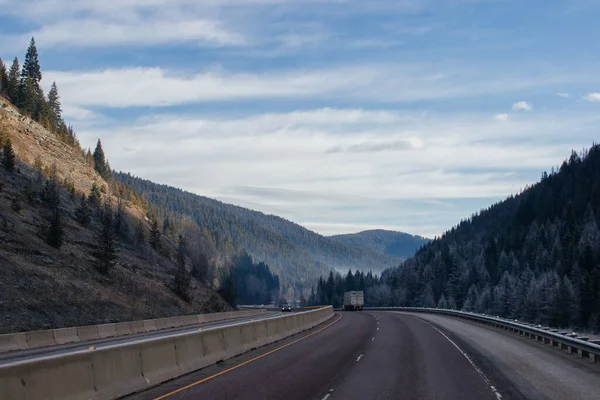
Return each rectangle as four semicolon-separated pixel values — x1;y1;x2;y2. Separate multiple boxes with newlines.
254;320;269;348
202;329;228;365
53;327;79;345
130;321;146;334
76;325;100;342
175;333;209;374
143;319;157;333
0;350;95;400
140;337;180;386
92;344;147;400
0;332;28;353
97;323;118;339
115;322;133;336
241;322;258;352
0;310;268;355
222;325;244;358
0;307;334;400
25;330;57;349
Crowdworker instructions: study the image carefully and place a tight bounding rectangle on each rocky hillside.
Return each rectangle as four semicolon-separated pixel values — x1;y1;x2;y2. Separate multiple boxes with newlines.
0;97;230;334
330;229;429;259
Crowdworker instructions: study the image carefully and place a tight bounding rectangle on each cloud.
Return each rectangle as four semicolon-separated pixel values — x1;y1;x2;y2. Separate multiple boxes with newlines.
41;65;596;110
494;113;509;121
512;101;532;111
327;138;424;153
73;105;600;237
556;93;570;98
583;93;600;102
18;19;247;48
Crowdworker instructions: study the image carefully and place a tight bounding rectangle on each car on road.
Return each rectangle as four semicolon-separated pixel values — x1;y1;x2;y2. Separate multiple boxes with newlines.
281;304;292;312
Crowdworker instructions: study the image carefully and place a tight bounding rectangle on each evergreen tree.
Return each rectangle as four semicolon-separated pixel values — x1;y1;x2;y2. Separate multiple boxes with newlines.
191;251;209;282
2;138;16;172
218;271;237;306
6;57;20;103
46;207;64;248
22;75;39;117
0;58;7;96
135;219;146;246
172;235;191;300
75;194;91;226
93;206;118;274
89;182;102;207
47;81;62;127
149;219;161;250
86;149;95;169
114;196;128;239
21;37;42;85
93;139;111;180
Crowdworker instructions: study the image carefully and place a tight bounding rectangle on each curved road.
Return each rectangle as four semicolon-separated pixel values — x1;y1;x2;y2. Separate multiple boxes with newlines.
127;311;600;400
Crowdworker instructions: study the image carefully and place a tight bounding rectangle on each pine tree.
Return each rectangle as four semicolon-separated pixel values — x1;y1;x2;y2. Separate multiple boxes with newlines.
89;182;102;207
93;139;112;180
149;219;161;250
173;235;191;300
0;58;7;96
192;251;210;282
86;149;95;169
93;206;118;274
22;75;39;117
46;207;64;248
75;194;91;226
135;219;146;246
114;196;128;239
21;37;42;85
47;81;62;128
2;138;16;172
7;57;20;103
218;271;237;306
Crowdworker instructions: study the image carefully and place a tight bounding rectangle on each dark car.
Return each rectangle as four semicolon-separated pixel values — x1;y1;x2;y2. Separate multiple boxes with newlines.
281;304;292;312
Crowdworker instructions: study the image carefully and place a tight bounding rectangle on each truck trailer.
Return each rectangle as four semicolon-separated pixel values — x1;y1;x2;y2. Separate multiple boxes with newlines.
343;291;364;311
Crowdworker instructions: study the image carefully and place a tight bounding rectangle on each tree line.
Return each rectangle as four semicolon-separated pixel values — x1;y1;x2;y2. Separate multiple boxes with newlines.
324;145;600;332
0;38;80;149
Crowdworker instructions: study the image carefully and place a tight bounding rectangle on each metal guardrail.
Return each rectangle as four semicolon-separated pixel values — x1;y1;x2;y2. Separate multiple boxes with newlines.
365;307;600;363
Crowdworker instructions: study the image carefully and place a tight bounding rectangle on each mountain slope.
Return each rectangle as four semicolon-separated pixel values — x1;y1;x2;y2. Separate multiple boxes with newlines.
115;172;403;292
369;146;600;331
0;97;231;333
330;229;429;259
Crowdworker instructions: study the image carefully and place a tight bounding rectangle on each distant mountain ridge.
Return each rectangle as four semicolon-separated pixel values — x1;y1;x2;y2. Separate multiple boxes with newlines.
330;229;429;259
115;173;404;294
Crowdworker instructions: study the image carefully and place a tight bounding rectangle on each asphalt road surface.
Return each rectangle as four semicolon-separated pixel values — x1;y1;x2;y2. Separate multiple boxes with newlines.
0;312;281;366
126;310;600;400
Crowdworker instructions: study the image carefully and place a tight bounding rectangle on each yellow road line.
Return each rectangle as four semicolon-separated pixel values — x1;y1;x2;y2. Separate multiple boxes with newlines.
154;313;343;400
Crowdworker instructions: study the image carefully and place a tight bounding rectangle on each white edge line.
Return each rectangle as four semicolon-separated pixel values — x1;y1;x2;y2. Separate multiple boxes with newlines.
407;314;503;400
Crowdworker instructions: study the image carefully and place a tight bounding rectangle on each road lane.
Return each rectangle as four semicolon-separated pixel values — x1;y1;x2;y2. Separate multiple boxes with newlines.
127;312;375;400
412;312;600;400
0;312;280;366
331;312;497;400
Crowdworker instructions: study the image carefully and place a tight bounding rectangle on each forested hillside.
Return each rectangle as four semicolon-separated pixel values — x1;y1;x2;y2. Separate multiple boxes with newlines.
0;38;235;333
114;172;402;295
315;146;600;331
331;229;429;259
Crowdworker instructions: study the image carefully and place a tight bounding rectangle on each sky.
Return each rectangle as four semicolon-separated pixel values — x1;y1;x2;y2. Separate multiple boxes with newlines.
1;0;600;238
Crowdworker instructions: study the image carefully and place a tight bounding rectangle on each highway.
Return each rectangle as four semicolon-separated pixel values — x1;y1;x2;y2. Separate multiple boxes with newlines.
127;311;600;400
0;312;281;366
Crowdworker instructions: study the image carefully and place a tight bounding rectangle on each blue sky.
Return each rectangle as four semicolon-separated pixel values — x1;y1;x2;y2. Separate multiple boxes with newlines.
2;0;600;237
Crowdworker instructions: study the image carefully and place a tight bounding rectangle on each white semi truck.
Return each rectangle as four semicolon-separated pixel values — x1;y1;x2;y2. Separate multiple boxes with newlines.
343;291;364;311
